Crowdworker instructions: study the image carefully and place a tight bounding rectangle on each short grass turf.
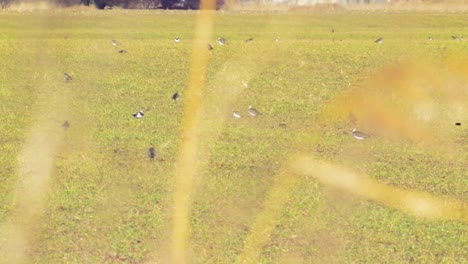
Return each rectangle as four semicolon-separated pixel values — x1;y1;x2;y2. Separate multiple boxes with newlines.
0;9;467;263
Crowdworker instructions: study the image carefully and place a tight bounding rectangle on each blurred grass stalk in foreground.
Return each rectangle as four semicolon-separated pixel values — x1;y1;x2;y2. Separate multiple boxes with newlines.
170;0;217;263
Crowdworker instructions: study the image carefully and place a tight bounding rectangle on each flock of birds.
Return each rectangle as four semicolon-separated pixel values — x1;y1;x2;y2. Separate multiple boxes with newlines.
60;32;465;159
232;105;262;119
372;35;464;44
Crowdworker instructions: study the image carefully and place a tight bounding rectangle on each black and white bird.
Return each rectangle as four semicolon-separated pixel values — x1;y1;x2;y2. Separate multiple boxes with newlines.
148;145;156;160
63;72;72;81
112;39;119;46
275;36;280;42
232;111;242;119
248;105;261;117
172;92;180;101
175;37;180;43
133;109;145;118
207;43;214;51
62;120;70;130
428;36;433;41
352;129;369;140
217;37;225;46
374;37;384;44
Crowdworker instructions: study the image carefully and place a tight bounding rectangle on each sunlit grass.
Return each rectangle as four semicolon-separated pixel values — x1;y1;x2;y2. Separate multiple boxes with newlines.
0;9;467;263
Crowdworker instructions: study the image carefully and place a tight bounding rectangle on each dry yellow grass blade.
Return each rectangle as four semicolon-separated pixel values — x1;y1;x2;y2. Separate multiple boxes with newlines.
0;57;70;261
170;1;217;263
0;121;66;263
292;157;467;222
236;164;300;264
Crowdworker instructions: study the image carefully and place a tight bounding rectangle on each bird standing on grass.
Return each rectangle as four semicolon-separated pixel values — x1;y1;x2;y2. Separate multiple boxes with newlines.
133;109;145;118
172;92;180;101
112;39;119;46
275;36;280;42
62;120;70;130
428;36;433;41
246;37;253;42
217;38;225;45
207;44;214;51
63;72;72;81
232;111;242;119
148;145;156;159
175;37;180;43
374;37;383;44
248;105;261;117
352;129;369;140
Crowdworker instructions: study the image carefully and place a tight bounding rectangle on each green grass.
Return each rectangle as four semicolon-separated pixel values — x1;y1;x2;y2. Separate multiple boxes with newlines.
0;9;467;263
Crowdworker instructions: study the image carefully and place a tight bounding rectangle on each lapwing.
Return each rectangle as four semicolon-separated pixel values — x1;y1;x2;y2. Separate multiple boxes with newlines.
62;120;70;130
63;72;72;81
148;145;156;160
217;38;226;46
112;39;119;46
275;36;280;42
118;49;127;53
133;109;145;118
172;92;180;101
374;37;383;44
248;105;261;117
175;37;180;43
232;111;242;119
246;37;253;42
428;36;433;41
207;43;214;51
451;36;459;40
352;129;369;140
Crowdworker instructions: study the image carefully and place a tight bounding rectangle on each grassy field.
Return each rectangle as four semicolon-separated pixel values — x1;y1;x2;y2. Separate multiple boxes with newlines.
0;8;467;263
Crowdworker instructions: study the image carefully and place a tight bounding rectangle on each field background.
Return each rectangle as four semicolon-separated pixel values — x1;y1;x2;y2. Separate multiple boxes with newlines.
0;8;467;263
